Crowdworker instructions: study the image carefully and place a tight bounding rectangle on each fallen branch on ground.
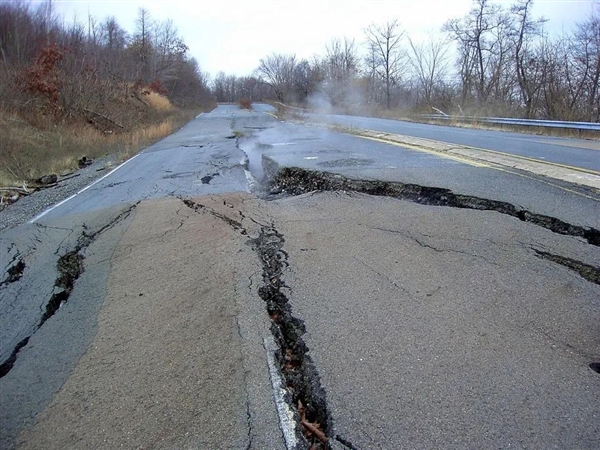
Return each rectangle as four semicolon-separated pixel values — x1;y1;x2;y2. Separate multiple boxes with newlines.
83;108;124;129
0;187;31;195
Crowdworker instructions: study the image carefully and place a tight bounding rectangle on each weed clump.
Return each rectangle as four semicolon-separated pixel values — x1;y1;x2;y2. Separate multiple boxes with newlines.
238;98;253;110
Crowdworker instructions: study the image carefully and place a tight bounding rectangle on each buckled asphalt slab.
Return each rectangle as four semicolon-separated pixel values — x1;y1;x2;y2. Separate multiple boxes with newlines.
2;104;598;450
13;195;284;450
4;189;599;450
266;191;599;449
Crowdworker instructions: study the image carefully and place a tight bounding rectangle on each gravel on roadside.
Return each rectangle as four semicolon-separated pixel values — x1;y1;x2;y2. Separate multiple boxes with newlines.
0;154;124;231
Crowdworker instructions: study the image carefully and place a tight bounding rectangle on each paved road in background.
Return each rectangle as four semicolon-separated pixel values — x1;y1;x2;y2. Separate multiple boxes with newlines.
1;104;598;449
309;112;600;172
247;118;599;229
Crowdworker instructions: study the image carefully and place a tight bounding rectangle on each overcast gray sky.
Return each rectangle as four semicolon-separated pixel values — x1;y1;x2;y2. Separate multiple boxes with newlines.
54;0;595;77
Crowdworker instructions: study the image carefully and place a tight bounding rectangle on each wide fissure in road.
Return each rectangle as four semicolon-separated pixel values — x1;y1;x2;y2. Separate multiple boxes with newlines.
1;105;599;449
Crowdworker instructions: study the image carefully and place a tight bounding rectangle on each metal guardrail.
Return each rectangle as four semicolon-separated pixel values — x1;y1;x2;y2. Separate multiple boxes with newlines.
420;114;600;131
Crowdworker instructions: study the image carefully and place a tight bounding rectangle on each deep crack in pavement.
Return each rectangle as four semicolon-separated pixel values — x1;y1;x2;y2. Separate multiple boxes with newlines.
1;260;25;286
182;197;332;448
251;227;331;449
267;164;600;247
2;104;598;449
0;203;138;378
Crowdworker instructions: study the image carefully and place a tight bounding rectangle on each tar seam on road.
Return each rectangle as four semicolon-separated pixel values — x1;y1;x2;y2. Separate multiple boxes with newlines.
28;153;141;223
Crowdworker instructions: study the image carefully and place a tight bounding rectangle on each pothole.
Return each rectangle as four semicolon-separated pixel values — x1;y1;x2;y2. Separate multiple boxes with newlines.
201;172;219;184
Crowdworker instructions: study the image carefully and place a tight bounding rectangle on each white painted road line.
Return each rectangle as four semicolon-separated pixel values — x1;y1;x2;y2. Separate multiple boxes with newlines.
29;153;141;223
264;336;299;450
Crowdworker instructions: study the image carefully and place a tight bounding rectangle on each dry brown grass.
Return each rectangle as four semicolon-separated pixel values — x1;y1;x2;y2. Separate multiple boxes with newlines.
0;108;200;187
145;92;175;112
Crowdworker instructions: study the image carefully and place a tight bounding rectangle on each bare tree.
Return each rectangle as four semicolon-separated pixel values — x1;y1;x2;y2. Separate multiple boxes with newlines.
153;19;188;86
364;41;381;105
443;0;512;108
321;37;360;107
569;6;600;121
364;19;405;109
131;7;153;77
293;59;321;103
100;16;128;52
407;36;451;108
256;53;297;103
510;0;546;118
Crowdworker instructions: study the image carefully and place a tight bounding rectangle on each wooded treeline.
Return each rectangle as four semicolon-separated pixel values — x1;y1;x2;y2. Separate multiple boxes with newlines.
0;0;212;129
1;0;597;124
216;0;599;122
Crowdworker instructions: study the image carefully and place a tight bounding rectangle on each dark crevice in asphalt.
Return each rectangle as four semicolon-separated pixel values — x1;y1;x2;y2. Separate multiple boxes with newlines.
590;363;600;374
1;259;25;287
533;250;600;285
251;227;331;449
40;251;84;325
0;337;30;378
181;199;247;235
268;165;600;247
0;203;138;379
335;435;361;450
201;172;220;184
180;196;331;449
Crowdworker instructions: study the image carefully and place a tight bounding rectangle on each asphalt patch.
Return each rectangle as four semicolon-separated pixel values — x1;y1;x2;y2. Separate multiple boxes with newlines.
317;158;374;168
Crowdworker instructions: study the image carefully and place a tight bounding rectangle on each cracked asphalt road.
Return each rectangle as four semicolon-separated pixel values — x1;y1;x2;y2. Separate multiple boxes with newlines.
1;104;599;449
273;191;599;449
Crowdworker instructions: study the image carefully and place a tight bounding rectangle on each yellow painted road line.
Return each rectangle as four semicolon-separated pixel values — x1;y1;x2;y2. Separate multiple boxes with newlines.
356;127;599;176
356;135;491;168
490;166;600;202
345;129;600;202
462;146;600;176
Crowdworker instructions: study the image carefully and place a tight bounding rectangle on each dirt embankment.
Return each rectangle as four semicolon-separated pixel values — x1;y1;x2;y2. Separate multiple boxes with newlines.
0;91;210;211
